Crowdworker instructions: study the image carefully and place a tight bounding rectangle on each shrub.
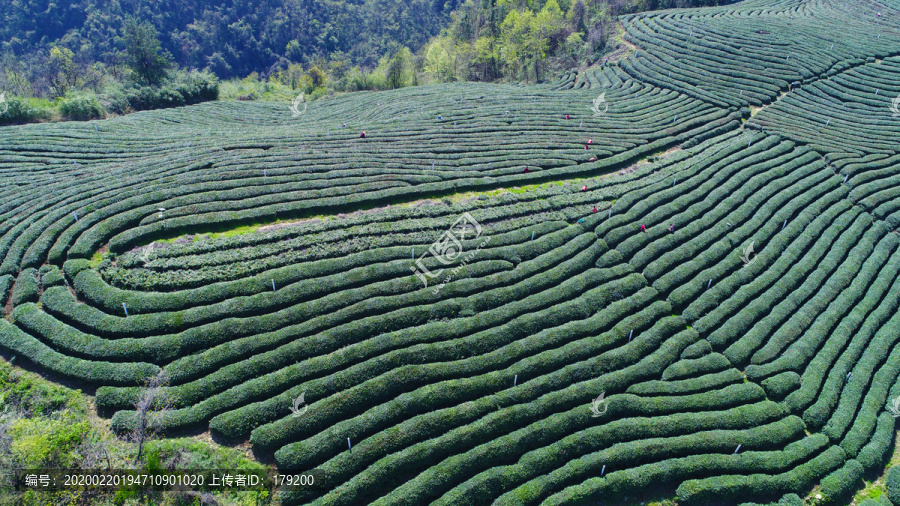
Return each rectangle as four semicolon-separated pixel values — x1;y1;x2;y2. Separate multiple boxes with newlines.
0;94;47;125
106;70;219;113
10;268;39;306
761;372;801;401
0;320;159;386
820;459;864;503
739;493;803;506
887;466;900;503
39;267;64;288
0;274;13;307
59;94;106;120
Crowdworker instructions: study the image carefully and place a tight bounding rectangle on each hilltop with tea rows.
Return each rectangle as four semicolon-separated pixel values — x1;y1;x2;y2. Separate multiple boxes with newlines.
3;0;900;504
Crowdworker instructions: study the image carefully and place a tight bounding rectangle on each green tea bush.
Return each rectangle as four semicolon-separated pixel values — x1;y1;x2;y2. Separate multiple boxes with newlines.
887;466;900;504
10;268;39;306
2;11;900;503
820;459;864;503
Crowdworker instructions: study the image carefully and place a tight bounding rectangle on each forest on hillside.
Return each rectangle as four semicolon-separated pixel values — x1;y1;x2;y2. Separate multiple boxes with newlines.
0;0;733;125
0;0;454;80
0;0;733;93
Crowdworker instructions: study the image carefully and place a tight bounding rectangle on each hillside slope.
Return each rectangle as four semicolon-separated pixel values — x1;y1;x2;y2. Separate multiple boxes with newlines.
0;0;453;77
2;0;900;504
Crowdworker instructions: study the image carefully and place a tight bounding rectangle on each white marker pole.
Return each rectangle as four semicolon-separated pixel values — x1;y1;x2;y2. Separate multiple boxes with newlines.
122;303;128;316
608;209;612;218
740;90;743;95
601;465;606;476
734;444;741;454
673;177;677;186
783;219;787;230
629;329;633;342
73;212;78;221
707;279;712;289
876;90;880;95
844;174;849;184
514;375;518;386
272;279;276;292
532;231;535;241
264;169;267;177
825;119;830;126
348;438;352;451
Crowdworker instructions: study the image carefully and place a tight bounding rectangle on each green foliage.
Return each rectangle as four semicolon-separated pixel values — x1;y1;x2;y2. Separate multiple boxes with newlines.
59;93;106;120
739;493;804;506
0;93;48;125
821;460;865;503
123;18;172;86
107;69;218;113
10;268;40;306
0;359;84;418
1;4;900;504
9;416;91;469
760;372;801;401
887;466;900;504
0;0;452;81
0;358;270;505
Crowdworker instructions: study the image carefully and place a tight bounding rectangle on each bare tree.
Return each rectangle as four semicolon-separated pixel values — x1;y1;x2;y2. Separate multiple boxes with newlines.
130;371;173;465
81;436;113;471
